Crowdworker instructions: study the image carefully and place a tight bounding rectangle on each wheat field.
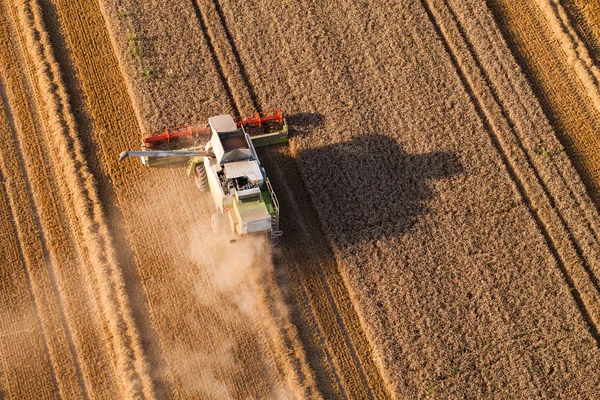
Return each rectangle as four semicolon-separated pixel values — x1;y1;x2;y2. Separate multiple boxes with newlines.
0;0;599;398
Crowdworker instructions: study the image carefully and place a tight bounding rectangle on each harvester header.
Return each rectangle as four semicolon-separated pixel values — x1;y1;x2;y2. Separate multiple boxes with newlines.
141;109;287;150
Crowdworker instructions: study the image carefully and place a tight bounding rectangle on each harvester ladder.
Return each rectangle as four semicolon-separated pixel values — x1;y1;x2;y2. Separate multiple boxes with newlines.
266;178;282;238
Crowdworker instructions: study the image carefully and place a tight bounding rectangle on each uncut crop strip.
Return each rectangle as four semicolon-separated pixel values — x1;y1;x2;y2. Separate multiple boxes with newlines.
424;0;600;342
50;0;317;396
0;85;57;399
532;0;600;113
3;0;154;397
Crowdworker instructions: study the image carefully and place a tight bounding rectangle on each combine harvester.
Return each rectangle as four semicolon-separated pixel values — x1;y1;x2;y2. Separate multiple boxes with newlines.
119;109;288;243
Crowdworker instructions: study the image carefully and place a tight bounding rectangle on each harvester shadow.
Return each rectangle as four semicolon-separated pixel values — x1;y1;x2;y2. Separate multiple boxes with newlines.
295;134;463;246
286;112;326;129
285;112;325;140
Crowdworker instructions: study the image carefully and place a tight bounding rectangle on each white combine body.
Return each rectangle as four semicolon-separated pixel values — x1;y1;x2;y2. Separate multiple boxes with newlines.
120;110;287;242
202;115;278;236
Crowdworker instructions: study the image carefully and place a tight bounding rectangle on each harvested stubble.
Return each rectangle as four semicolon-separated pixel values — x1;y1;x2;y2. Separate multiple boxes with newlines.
126;0;600;396
0;90;57;399
48;0;317;397
0;7;99;398
1;0;154;397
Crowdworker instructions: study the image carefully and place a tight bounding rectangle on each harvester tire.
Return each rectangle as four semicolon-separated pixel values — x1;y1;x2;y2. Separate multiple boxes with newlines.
194;164;209;192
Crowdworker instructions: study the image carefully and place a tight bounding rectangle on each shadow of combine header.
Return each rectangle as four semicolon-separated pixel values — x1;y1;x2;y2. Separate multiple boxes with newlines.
286;112;326;130
295;133;464;246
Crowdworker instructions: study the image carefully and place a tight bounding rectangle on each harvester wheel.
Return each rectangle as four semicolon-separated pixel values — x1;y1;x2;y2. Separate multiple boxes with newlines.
194;164;209;192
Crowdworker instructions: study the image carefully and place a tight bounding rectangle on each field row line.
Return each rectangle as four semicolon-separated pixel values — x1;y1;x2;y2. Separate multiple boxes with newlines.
487;0;600;245
422;0;600;346
204;0;260;111
191;0;262;114
560;0;600;63
4;0;155;397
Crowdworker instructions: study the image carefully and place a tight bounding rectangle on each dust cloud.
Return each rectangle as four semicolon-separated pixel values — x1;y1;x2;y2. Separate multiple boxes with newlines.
188;223;273;321
182;220;296;399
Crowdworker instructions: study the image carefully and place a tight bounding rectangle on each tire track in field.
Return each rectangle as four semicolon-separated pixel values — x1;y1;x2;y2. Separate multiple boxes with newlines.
468;0;600;313
532;0;600;113
209;0;260;111
485;0;600;237
421;0;600;346
189;0;388;397
561;0;600;65
190;0;257;114
189;0;239;114
439;0;600;325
